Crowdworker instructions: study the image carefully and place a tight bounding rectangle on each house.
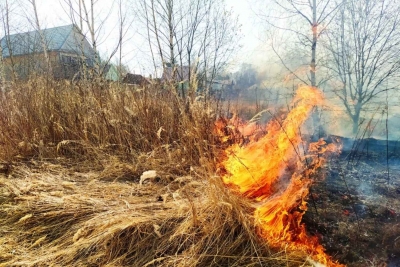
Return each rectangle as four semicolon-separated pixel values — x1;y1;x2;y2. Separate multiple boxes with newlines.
161;64;196;94
122;73;150;86
209;79;234;91
161;65;192;83
0;24;96;80
104;64;120;82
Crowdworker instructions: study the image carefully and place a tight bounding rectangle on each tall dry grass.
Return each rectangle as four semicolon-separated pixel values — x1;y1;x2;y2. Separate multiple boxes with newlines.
0;78;315;266
0;78;218;172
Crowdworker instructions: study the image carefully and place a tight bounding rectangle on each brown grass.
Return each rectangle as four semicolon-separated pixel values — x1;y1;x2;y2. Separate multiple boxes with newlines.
0;78;314;267
0;162;312;267
0;78;215;165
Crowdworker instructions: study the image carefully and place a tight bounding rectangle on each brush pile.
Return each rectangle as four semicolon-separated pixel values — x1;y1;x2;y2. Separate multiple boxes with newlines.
0;79;315;267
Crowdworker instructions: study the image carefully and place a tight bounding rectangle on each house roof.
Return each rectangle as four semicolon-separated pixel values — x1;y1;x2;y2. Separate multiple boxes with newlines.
211;79;234;85
122;73;150;85
1;24;93;58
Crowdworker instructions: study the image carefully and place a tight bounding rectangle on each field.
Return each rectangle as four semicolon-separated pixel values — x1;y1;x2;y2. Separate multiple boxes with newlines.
0;79;398;267
0;79;297;267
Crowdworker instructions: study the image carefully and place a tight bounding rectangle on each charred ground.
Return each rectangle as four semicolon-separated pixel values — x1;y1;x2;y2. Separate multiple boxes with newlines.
304;138;400;266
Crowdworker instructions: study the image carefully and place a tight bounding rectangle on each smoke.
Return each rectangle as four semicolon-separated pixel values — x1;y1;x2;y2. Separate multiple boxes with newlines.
224;63;400;141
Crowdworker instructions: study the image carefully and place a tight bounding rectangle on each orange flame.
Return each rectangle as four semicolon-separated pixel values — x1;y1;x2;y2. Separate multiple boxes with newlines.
220;86;344;266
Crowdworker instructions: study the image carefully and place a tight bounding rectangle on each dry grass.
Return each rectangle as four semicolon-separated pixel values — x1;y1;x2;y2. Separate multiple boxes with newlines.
0;78;315;267
0;162;313;267
0;78;216;166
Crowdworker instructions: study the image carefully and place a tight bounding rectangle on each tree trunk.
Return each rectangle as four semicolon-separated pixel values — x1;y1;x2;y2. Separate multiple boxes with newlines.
311;0;317;87
3;0;17;82
168;0;175;66
352;115;359;135
150;0;164;67
31;0;52;76
0;38;4;83
311;0;323;140
352;104;361;135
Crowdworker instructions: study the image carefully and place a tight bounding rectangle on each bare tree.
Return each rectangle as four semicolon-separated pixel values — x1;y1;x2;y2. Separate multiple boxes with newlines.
61;0;128;79
201;4;239;92
325;0;400;134
135;0;240;97
137;0;183;75
81;0;101;75
22;0;52;75
262;0;342;86
116;0;131;81
0;0;18;82
258;0;342;138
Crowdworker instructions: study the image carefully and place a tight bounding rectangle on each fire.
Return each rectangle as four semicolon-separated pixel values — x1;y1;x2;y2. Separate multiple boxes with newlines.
219;86;343;266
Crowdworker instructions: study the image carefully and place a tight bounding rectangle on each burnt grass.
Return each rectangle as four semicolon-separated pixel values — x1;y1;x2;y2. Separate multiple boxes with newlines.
304;137;400;266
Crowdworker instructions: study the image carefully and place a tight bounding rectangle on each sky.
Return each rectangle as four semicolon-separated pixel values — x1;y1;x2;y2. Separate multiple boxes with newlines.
225;0;263;65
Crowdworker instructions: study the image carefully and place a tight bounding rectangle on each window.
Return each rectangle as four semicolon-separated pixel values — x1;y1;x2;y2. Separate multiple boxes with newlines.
70;57;78;65
62;55;71;64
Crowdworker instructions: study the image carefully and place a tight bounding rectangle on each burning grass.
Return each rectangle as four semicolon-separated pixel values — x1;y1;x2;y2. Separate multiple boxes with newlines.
0;79;340;266
219;86;342;266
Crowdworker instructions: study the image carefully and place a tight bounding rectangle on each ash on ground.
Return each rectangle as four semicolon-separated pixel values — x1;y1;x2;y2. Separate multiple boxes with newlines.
304;139;400;267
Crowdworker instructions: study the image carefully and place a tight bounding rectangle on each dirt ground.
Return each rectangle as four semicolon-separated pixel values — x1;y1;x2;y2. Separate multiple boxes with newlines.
304;150;400;267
